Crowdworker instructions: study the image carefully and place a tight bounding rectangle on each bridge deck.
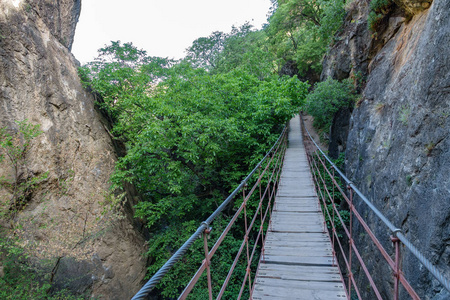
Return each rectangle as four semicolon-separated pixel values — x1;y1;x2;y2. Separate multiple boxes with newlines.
253;115;346;300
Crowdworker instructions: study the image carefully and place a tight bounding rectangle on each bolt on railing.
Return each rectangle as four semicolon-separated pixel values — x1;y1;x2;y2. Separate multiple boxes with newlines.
132;126;288;300
300;113;450;299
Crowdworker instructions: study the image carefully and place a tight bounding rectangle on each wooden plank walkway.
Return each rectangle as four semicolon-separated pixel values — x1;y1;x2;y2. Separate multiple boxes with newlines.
252;115;347;300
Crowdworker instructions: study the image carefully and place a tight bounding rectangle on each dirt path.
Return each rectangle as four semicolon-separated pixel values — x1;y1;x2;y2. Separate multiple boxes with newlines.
299;113;328;154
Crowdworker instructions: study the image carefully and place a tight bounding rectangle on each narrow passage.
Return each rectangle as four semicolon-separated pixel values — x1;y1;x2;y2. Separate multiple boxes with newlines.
253;115;346;300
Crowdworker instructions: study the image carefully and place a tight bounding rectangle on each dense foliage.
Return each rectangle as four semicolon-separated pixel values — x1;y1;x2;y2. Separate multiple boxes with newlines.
80;39;308;297
305;78;356;130
1;0;353;298
266;0;346;81
368;0;393;31
186;23;276;80
76;1;350;297
0;234;84;300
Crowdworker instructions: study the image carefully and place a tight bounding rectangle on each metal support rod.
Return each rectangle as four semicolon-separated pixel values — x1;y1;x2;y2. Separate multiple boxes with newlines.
332;167;336;267
203;229;213;300
322;158;327;232
300;114;450;294
243;183;250;299
348;186;353;298
258;166;266;263
392;236;401;300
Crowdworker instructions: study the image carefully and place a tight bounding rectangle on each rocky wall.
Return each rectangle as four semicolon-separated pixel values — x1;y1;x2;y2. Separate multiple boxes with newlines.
0;1;146;298
323;0;449;298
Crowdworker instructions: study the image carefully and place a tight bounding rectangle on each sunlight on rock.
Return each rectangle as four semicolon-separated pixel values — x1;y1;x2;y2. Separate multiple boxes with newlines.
11;0;22;8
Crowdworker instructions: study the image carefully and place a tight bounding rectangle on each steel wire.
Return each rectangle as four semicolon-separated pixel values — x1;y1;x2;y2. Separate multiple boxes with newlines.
300;114;450;293
131;127;288;299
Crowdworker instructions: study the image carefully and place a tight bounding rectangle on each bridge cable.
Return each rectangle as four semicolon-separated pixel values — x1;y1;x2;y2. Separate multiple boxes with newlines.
131;126;288;300
300;114;450;293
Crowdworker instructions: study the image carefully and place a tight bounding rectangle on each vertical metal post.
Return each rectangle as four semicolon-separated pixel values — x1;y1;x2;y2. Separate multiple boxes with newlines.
258;165;266;263
322;153;327;233
243;184;251;298
269;153;274;232
331;167;336;266
391;236;401;300
247;265;253;299
203;228;213;300
348;186;354;298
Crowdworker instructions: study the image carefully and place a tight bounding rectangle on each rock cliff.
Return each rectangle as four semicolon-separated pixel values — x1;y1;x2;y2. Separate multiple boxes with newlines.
323;0;449;298
0;1;146;298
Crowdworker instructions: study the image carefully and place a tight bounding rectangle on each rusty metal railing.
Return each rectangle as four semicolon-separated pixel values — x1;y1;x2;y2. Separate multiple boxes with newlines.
300;114;450;299
132;126;288;300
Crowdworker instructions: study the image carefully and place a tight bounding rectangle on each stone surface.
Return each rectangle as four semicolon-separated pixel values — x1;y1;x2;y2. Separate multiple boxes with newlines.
321;0;372;83
0;1;146;298
29;0;81;50
324;0;449;298
329;107;352;159
394;0;433;15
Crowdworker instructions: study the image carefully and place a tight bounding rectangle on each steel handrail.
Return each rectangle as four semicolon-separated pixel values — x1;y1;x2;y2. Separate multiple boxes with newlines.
181;127;287;299
300;113;450;295
132;126;288;300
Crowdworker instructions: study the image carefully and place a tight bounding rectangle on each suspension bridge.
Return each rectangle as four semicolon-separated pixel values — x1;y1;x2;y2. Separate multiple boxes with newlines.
252;116;346;299
132;115;450;300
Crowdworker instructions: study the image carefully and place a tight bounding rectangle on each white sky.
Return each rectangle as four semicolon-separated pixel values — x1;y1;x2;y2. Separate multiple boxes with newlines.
72;0;272;65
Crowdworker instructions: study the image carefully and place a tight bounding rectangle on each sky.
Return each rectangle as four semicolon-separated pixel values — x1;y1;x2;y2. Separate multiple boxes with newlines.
72;0;273;65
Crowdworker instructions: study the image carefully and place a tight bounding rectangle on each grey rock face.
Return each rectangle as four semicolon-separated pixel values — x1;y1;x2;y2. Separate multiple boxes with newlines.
321;0;372;83
394;0;433;15
0;1;146;298
29;0;81;50
329;107;353;159
342;0;449;298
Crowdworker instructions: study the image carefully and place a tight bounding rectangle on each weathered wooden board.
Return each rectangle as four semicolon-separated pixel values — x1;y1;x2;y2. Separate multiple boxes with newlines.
253;115;346;300
253;278;347;299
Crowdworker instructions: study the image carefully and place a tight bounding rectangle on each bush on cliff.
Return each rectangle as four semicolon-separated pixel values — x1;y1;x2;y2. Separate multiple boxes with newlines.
305;78;356;130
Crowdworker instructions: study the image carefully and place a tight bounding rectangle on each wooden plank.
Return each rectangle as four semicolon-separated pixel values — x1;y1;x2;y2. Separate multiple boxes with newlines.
254;278;345;291
264;232;330;242
258;264;339;273
257;264;341;276
253;115;345;299
263;249;333;258
253;283;347;300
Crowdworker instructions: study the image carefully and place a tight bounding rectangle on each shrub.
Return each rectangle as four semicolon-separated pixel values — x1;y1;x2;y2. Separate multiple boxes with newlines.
368;0;393;31
0;234;85;299
305;78;355;130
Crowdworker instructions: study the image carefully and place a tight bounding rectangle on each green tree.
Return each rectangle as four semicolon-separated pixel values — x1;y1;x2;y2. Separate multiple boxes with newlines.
80;41;309;297
213;24;276;80
266;0;345;81
0;120;47;216
305;78;355;130
186;24;276;80
185;31;226;70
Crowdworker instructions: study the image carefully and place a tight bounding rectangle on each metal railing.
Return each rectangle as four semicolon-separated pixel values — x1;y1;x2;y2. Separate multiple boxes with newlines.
132;126;288;300
300;114;450;299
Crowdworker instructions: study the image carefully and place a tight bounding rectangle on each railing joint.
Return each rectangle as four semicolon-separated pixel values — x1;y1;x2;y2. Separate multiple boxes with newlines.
392;228;402;237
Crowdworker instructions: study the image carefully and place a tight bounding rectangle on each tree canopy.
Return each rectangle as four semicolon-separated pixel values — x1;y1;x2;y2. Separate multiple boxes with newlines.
80;40;308;297
77;1;349;296
266;0;345;81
